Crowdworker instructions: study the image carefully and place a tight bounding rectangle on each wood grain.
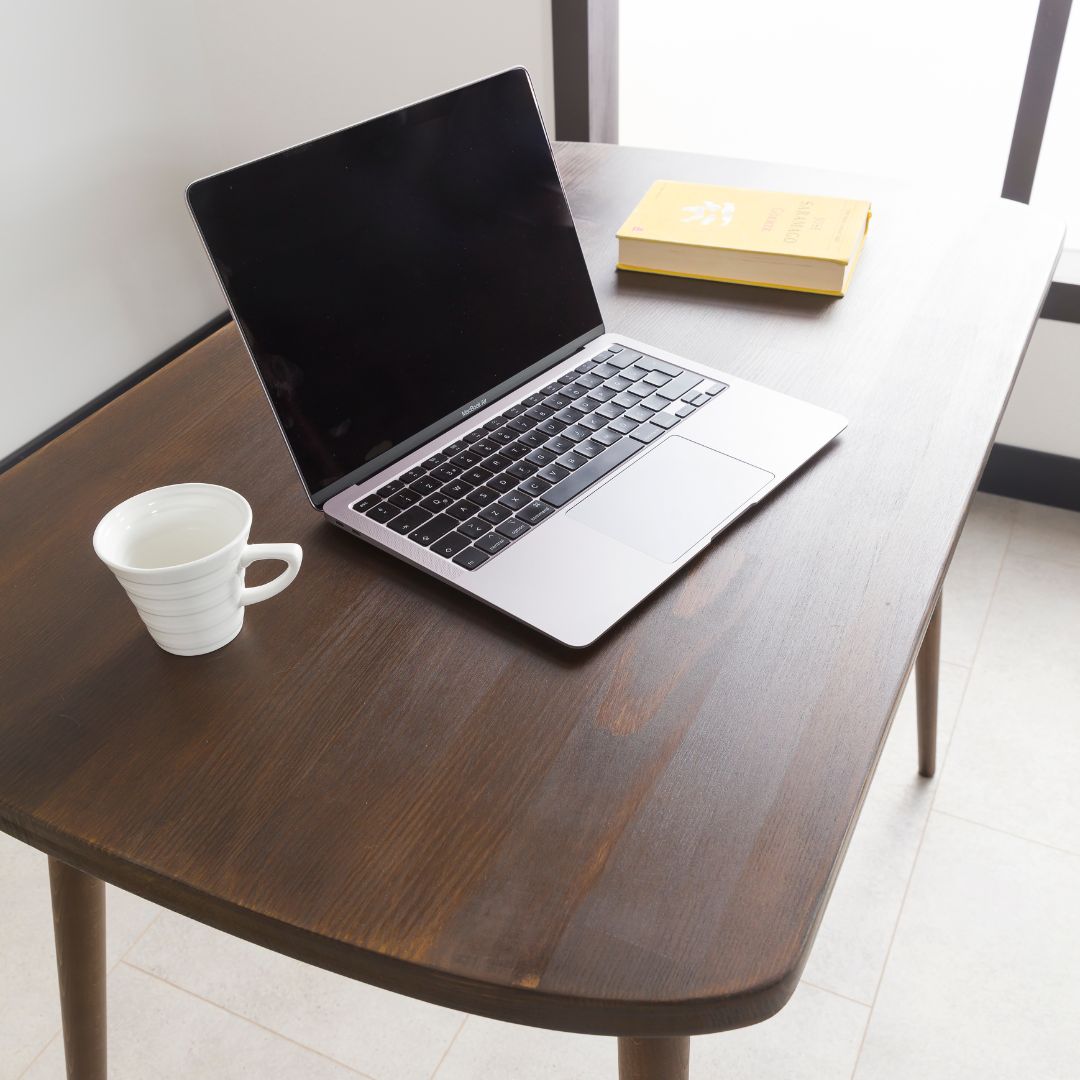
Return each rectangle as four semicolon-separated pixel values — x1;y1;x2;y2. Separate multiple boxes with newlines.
0;144;1062;1037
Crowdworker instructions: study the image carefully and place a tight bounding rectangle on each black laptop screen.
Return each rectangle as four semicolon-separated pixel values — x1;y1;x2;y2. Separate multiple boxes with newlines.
187;69;602;504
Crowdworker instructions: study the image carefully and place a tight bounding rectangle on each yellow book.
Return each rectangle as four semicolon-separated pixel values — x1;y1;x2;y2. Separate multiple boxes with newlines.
616;180;872;296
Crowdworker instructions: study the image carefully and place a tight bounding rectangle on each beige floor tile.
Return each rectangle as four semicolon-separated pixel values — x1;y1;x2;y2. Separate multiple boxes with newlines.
854;812;1080;1080
1009;500;1080;567
941;493;1017;666
127;910;462;1080
935;552;1080;853
0;836;159;1080
21;962;362;1079
803;662;968;1003
694;982;867;1079
435;982;866;1080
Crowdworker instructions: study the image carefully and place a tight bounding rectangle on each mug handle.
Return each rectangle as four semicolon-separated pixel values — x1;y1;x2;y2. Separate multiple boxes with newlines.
238;543;303;606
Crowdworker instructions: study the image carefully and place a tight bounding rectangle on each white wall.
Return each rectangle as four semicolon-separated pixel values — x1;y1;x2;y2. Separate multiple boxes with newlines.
1;0;553;460
997;319;1080;458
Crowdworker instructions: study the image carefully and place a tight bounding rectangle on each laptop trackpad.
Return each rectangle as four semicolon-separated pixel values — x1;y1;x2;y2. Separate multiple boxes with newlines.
568;436;773;563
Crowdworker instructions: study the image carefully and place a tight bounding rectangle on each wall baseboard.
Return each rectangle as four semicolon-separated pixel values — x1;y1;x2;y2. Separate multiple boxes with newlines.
0;311;231;476
978;442;1080;512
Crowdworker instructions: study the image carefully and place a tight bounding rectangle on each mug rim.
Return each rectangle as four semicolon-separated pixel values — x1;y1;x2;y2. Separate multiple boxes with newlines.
93;483;253;577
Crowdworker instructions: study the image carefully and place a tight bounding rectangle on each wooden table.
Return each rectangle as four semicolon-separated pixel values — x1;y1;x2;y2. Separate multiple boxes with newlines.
0;144;1061;1079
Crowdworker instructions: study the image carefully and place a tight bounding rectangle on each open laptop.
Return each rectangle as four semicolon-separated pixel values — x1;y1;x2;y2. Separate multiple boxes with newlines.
187;67;846;647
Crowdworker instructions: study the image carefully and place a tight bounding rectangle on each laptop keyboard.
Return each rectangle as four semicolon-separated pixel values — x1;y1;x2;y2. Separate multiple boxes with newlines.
351;345;728;570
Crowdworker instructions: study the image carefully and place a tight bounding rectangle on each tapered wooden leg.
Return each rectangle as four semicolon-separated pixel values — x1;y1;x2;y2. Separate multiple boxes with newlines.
49;857;107;1080
618;1036;690;1079
916;597;942;778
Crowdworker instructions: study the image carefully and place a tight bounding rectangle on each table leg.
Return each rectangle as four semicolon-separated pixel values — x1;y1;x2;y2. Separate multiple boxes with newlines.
618;1036;690;1079
915;596;942;778
49;857;107;1080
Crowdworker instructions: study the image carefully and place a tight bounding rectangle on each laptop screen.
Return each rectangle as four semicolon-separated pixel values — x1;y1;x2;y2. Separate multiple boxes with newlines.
188;68;603;506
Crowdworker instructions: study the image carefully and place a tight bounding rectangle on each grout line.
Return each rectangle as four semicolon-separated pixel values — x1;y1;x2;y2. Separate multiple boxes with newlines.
115;907;162;968
427;1014;470;1080
15;1032;59;1080
119;960;376;1078
798;978;873;1011
848;516;1013;1079
931;808;1080;860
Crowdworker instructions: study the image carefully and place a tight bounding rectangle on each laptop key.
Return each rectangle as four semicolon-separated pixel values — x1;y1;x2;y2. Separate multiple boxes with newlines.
501;441;530;459
539;437;643;509
479;503;513;525
609;416;639;435
489;428;516;445
576;372;604;389
447;500;476;521
496;518;531;540
580;412;606;431
559;451;589;471
499;489;532;511
452;450;482;469
561;383;588;400
561;424;592;443
466;486;499;507
638;356;682;376
502;404;526;419
574;396;600;413
443;477;476;500
457;519;491;539
554;407;584;425
365;502;400;523
420;492;455;512
444;441;468;456
643;370;672;387
475;532;511;555
707;382;728;395
622;366;648;382
576;439;606;459
526;404;554;421
593;362;619;379
465;429;486;442
612;391;638;409
526;447;558;466
656;370;704;400
518;476;551;497
523;393;545;407
626;381;654;398
483;418;505;432
401;467;426;484
640;393;669;412
518;430;548;448
676;403;695;417
537;463;570;484
540;382;561;395
410;476;440;495
506;460;537;480
651;411;680;429
473;439;500;457
625;404;654;424
452;546;490;570
408;513;457;546
429;463;462;483
389;489;422;509
537;418;566;438
591;384;618;402
630;422;664;444
461;467;493;487
486;473;516;493
544;394;572;410
352;494;380;513
592;427;622;446
483;453;511;472
517;501;555;525
504;416;534;434
377;480;403;498
607;352;634;369
386;506;432;535
689;392;711;406
546;436;577;455
432;531;472;559
558;371;578;384
421;453;446;469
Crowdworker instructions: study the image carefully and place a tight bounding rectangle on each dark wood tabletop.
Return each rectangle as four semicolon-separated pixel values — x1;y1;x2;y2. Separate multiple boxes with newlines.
0;143;1061;1039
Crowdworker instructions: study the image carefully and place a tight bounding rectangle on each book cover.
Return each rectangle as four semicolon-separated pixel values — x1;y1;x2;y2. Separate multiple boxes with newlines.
616;180;872;296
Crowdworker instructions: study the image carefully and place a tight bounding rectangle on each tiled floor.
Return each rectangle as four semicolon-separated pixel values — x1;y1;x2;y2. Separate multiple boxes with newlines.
4;493;1079;1079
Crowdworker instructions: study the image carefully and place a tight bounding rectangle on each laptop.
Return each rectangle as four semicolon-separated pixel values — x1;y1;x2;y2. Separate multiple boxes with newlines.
187;67;846;648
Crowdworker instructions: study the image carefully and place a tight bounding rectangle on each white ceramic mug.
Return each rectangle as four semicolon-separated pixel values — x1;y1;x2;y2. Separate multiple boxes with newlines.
93;484;302;656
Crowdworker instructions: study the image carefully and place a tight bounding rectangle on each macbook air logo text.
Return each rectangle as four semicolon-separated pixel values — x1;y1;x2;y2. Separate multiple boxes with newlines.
461;398;487;418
